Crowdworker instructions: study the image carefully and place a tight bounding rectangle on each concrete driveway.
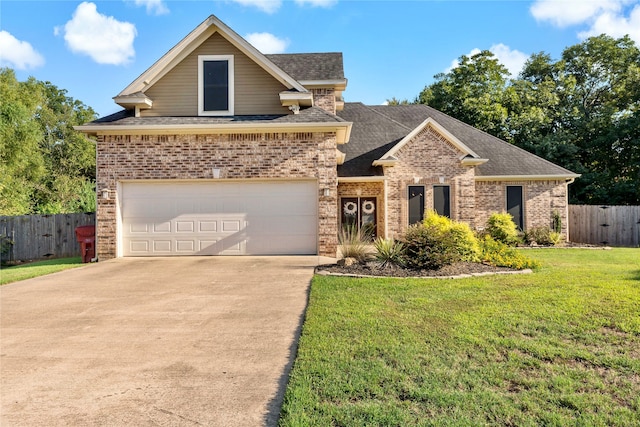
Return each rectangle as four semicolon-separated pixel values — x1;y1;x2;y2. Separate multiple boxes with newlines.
1;256;327;426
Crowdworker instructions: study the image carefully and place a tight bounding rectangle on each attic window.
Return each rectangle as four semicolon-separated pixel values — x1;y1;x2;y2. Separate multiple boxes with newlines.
198;55;234;116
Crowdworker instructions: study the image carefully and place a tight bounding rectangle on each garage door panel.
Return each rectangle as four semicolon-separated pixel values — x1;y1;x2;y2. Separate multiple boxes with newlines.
199;221;217;232
121;181;317;256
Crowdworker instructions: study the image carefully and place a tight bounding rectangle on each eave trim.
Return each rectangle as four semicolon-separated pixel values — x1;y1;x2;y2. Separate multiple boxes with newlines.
475;174;581;182
338;176;387;183
74;121;353;144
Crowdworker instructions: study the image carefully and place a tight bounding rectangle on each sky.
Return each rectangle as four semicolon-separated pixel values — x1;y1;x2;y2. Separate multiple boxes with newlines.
2;0;640;118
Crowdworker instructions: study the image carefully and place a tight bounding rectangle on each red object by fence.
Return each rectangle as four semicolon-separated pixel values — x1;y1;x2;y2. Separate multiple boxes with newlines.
75;225;95;263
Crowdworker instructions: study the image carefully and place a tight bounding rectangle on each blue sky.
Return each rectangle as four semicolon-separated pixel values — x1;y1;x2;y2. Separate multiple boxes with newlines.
2;0;639;117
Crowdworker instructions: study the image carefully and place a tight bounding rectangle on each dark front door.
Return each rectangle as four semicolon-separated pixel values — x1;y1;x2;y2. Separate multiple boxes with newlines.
341;197;377;238
506;186;523;230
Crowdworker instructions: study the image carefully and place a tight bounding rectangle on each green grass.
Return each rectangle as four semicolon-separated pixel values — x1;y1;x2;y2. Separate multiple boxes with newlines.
1;257;84;285
280;249;640;426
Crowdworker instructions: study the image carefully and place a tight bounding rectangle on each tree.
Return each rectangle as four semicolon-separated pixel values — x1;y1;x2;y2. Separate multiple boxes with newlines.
417;50;511;139
0;68;98;215
414;36;640;205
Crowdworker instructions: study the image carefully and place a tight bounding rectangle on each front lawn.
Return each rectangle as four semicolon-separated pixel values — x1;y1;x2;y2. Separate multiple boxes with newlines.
0;257;84;285
280;249;640;426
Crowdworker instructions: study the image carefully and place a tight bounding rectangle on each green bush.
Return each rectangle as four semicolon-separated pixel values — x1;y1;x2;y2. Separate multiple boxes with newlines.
524;226;562;246
373;237;405;268
478;235;540;270
338;225;373;263
423;211;479;262
486;212;521;246
401;224;460;270
0;234;13;265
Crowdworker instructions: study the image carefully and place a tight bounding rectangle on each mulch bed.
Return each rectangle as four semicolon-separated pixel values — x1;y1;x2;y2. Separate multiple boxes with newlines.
316;261;520;278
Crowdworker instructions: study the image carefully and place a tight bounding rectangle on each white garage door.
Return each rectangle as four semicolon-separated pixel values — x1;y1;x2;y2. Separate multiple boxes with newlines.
120;181;318;256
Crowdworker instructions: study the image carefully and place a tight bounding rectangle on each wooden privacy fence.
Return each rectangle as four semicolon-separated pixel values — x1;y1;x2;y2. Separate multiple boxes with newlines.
0;213;96;263
569;205;640;247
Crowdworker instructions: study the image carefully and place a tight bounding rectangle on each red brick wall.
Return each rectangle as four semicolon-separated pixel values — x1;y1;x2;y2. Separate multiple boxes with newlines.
96;132;338;259
475;180;570;236
383;126;476;238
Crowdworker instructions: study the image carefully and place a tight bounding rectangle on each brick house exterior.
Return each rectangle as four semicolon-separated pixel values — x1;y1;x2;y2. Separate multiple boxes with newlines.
77;15;578;259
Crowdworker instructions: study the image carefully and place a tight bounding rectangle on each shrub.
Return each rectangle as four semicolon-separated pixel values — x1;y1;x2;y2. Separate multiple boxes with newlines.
0;234;13;264
373;237;405;268
423;211;479;262
478;235;540;270
401;224;460;270
338;225;373;263
524;226;562;246
486;212;521;246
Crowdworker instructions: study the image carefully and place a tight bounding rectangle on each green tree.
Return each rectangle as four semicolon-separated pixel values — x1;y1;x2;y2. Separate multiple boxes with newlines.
0;68;97;215
418;50;511;139
414;36;640;205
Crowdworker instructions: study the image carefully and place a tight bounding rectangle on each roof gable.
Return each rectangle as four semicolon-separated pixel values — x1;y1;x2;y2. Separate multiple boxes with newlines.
117;15;307;99
373;117;484;166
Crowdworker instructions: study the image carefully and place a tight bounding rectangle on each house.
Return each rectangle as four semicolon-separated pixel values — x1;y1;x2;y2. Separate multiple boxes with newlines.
76;15;579;259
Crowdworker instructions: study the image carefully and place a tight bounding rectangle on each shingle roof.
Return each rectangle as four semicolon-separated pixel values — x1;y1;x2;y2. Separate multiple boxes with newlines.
88;106;346;126
337;103;578;178
265;53;344;81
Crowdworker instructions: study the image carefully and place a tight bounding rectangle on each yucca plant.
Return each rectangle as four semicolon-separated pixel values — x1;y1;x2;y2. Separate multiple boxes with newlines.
373;237;405;268
338;225;373;263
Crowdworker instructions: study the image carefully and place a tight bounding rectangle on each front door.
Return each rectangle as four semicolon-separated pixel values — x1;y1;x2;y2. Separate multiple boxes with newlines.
341;197;377;238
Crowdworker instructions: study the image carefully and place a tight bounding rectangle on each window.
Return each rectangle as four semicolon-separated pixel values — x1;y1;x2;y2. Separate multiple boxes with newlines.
506;185;524;230
341;197;377;238
408;186;424;225
198;55;234;116
433;185;450;218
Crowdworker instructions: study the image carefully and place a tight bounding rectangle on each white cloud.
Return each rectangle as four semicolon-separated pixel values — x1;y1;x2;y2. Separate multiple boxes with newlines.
530;0;626;27
578;5;640;43
294;0;338;7
489;44;529;77
446;44;528;77
59;2;136;65
530;0;640;45
231;0;282;14
129;0;169;15
245;32;289;54
0;31;45;70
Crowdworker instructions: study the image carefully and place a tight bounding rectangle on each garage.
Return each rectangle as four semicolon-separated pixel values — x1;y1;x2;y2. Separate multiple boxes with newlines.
120;181;318;256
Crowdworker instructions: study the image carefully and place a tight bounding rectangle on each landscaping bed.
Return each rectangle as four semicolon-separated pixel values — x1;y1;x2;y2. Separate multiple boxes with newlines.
317;260;519;278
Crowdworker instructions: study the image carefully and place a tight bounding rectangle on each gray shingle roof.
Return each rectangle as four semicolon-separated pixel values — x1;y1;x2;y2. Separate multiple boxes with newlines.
88;106;346;126
338;103;578;178
265;53;344;81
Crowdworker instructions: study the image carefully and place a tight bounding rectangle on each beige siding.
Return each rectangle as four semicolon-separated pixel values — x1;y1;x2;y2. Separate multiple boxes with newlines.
143;32;290;116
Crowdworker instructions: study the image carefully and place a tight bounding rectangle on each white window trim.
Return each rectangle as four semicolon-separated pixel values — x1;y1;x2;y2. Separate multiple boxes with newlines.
198;55;234;116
